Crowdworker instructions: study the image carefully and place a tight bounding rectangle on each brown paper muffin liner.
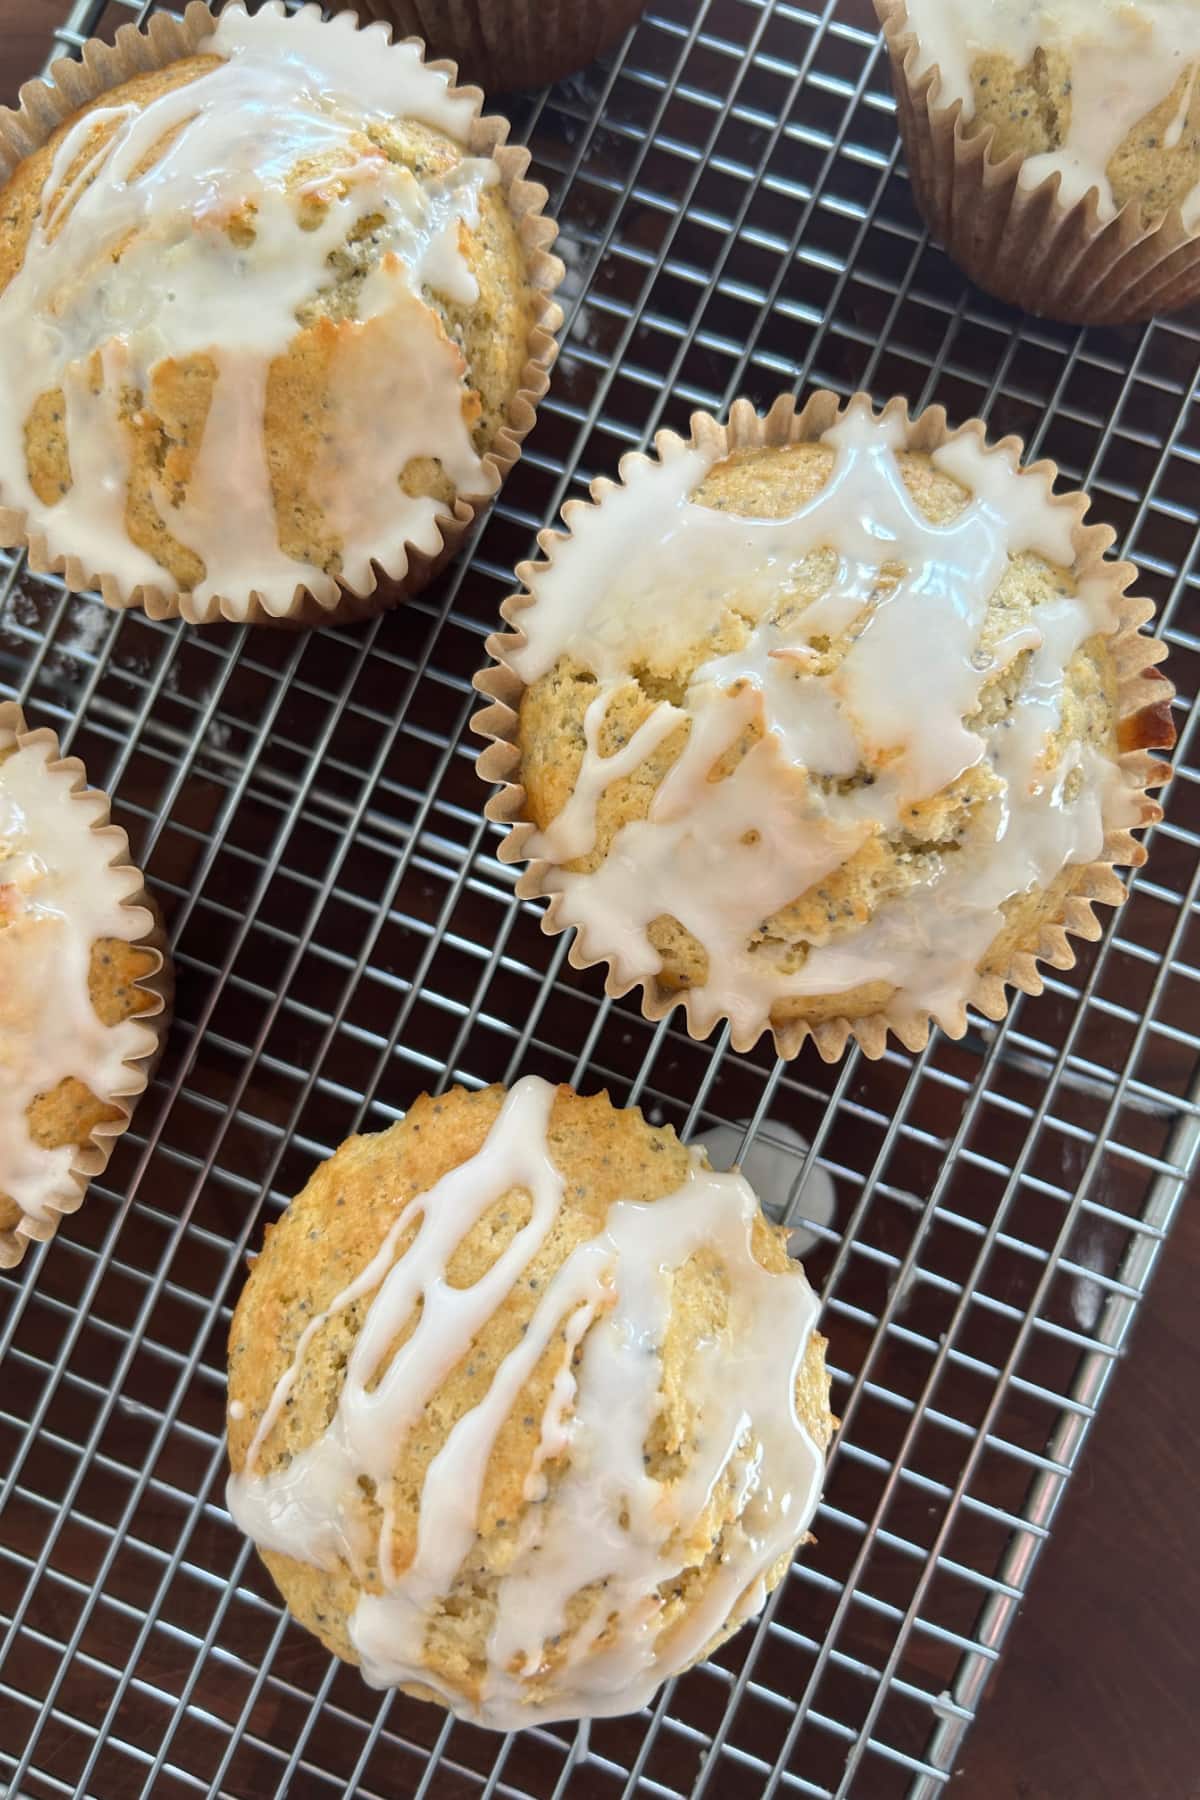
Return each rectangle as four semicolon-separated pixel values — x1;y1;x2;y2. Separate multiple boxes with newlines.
874;0;1200;327
0;701;172;1269
0;2;564;628
354;0;648;94
472;389;1175;1064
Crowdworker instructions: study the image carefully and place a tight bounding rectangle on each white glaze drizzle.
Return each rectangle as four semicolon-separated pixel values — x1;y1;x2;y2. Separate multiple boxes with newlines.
0;736;152;1221
903;0;1200;226
226;1075;824;1727
509;405;1140;1037
0;3;497;614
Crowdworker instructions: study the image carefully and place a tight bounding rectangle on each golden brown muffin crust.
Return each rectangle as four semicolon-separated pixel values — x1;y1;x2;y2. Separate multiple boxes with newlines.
0;52;535;593
0;934;158;1234
965;44;1200;219
517;442;1118;1034
0;730;161;1235
228;1084;833;1704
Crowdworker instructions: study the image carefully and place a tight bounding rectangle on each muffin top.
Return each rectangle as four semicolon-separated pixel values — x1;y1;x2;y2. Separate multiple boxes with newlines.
0;722;156;1235
901;0;1200;223
508;401;1142;1047
226;1077;831;1726
0;5;538;617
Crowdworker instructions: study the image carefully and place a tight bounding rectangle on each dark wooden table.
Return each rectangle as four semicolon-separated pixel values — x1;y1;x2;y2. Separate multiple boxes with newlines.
1;4;1197;1794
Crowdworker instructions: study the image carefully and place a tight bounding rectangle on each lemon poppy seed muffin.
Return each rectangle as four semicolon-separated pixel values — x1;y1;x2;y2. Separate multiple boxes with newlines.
226;1077;833;1725
476;393;1171;1061
894;0;1200;222
875;0;1200;322
0;704;168;1267
0;4;560;623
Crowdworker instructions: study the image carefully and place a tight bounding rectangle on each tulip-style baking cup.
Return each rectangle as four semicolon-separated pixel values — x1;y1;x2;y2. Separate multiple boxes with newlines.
473;389;1175;1063
0;702;171;1269
355;0;649;94
874;0;1200;326
0;3;563;626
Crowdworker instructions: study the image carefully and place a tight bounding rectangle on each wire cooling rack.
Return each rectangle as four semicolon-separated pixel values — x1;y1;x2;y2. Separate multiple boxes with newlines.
1;0;1198;1794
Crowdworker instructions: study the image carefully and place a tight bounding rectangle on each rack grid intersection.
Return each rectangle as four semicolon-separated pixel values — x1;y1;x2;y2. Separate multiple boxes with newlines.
1;1;1198;1796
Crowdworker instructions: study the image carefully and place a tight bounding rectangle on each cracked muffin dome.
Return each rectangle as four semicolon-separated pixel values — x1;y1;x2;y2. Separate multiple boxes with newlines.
479;392;1172;1060
226;1077;833;1727
0;705;167;1268
896;0;1200;225
0;3;558;624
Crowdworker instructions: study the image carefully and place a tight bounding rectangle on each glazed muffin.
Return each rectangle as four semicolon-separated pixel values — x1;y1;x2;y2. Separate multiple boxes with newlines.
474;391;1173;1062
358;0;649;93
226;1077;833;1725
0;703;169;1268
0;3;561;624
875;0;1200;323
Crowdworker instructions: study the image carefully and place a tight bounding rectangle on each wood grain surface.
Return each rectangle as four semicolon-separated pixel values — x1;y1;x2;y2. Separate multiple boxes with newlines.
0;4;1197;1796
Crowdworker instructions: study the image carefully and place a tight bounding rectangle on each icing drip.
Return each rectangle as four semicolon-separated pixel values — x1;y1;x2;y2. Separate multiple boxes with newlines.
509;405;1139;1037
0;738;152;1221
902;0;1200;226
226;1075;825;1727
0;3;497;614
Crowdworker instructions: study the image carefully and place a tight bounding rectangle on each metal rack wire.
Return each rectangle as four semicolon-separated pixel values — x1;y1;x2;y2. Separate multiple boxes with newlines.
1;0;1197;1793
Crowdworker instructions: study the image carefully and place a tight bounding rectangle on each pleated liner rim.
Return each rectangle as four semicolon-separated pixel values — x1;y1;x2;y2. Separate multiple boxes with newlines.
471;388;1176;1066
0;701;172;1269
873;0;1200;328
0;0;565;627
352;0;651;96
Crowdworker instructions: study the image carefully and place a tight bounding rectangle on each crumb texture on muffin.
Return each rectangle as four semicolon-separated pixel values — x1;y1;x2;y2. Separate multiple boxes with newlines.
226;1076;832;1727
0;4;537;617
0;725;157;1236
901;0;1200;223
505;399;1148;1049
